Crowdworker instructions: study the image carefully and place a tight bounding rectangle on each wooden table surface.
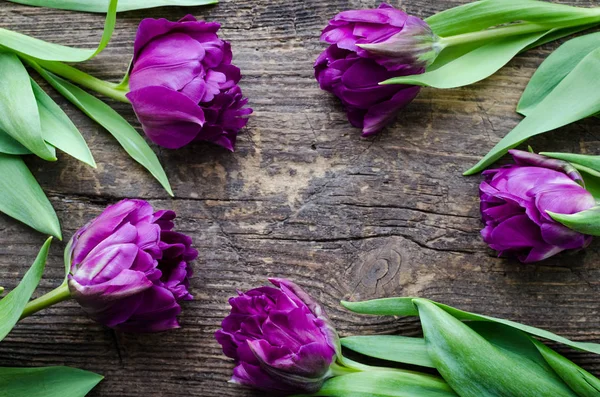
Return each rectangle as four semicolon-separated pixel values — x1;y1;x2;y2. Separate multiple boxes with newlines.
1;0;599;396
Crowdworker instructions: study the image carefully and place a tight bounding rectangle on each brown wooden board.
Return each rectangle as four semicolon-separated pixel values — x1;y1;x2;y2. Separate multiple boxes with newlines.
0;1;599;396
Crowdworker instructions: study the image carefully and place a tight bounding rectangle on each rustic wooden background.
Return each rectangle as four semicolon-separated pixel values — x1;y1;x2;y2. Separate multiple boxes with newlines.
0;0;599;396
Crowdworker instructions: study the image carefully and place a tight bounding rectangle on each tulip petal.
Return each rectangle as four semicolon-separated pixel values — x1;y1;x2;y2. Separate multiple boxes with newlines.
535;185;596;221
540;222;590;250
130;33;206;93
69;269;153;303
71;200;144;264
486;214;543;250
127;86;205;149
114;286;181;333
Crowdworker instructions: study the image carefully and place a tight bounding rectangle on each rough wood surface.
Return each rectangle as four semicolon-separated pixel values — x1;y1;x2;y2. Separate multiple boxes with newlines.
1;0;600;396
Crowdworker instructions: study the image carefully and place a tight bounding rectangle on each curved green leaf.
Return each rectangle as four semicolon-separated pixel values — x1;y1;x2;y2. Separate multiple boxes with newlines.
31;79;95;167
301;371;457;397
0;53;55;161
0;366;102;397
341;298;600;355
0;154;61;238
518;32;600;116
0;130;30;155
426;0;600;37
415;299;577;397
548;207;600;236
464;47;600;175
382;32;546;88
0;237;52;342
0;0;117;62
532;339;600;397
6;0;216;12
341;336;435;368
33;66;173;195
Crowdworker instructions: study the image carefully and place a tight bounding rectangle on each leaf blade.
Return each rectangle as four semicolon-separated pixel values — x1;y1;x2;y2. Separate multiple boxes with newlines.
341;298;600;355
0;237;52;342
6;0;217;12
0;366;102;397
31;79;95;167
0;130;30;155
518;32;600;116
0;53;54;161
0;0;117;62
0;154;61;238
464;46;600;175
341;336;435;368
415;299;577;397
34;67;173;195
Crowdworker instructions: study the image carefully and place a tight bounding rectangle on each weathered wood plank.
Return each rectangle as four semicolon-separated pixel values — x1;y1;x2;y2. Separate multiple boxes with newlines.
0;1;599;396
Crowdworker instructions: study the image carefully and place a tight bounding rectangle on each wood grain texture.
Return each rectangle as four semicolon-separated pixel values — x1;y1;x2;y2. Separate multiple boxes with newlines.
0;0;600;396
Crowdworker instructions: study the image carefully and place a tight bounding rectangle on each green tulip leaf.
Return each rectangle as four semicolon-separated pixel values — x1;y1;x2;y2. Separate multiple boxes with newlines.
0;0;117;62
298;370;457;397
0;53;55;161
33;66;173;196
6;0;217;12
0;237;52;342
426;0;600;37
548;207;600;236
382;32;547;88
518;32;600;116
0;130;30;155
341;298;600;356
341;336;435;369
31;79;95;167
415;299;577;397
532;339;600;397
0;154;61;238
464;46;600;175
0;366;102;397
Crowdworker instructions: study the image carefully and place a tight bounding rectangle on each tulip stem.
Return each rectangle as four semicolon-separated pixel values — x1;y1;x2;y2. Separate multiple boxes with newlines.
439;17;600;49
24;57;130;103
20;282;72;320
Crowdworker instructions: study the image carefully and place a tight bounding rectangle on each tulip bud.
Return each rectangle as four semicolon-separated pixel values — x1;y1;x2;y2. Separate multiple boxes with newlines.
127;15;252;151
215;278;339;395
480;150;595;262
67;199;198;332
357;16;441;70
315;4;435;137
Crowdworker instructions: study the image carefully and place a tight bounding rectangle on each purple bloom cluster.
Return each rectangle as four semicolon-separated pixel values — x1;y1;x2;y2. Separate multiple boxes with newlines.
67;199;197;332
315;4;437;136
128;15;252;151
216;279;338;395
480;150;595;262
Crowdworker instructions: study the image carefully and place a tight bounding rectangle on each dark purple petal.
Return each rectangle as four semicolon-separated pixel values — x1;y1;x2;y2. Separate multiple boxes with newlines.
127;86;205;149
509;150;584;185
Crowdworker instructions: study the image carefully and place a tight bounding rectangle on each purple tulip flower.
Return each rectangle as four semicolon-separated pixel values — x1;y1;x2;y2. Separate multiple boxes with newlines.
67;199;198;332
480;150;596;263
215;279;339;395
127;15;252;151
314;4;439;136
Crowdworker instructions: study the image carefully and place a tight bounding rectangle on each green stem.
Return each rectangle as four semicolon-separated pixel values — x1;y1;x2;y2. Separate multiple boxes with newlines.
439;23;550;48
20;282;72;320
23;56;130;103
439;16;600;50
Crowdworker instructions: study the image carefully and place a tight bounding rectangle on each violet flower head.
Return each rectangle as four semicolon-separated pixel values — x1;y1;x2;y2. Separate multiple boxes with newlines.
315;4;439;136
480;150;596;263
67;199;198;332
215;278;339;395
127;15;252;152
